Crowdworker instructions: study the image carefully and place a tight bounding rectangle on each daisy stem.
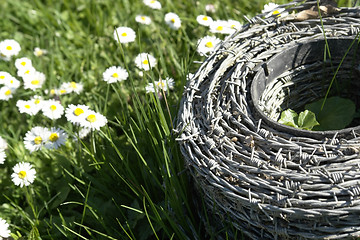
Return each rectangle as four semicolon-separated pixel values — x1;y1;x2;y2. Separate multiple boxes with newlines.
161;88;174;130
103;84;110;115
25;186;39;223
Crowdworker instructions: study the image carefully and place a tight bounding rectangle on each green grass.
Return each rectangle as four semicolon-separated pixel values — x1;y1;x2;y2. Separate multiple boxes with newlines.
0;0;356;239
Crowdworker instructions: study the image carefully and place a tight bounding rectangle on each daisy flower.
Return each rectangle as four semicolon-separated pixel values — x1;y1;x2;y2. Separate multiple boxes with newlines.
0;218;11;239
113;27;136;44
65;104;90;125
145;77;175;93
41;100;64;120
205;4;216;13
143;0;161;9
15;57;32;70
0;136;8;150
30;95;45;113
0;39;21;60
24;126;50;152
16;100;38;116
44;127;67;150
103;66;128;84
56;87;70;95
79;110;108;131
135;53;157;71
46;88;58;96
197;35;222;56
34;47;47;57
135;15;152;25
11;162;36;187
69;81;84;94
196;15;213;26
227;19;241;32
0;150;6;164
4;76;21;89
164;12;181;30
23;71;46;90
0;71;12;85
78;127;91;139
59;81;84;94
0;86;15;101
17;65;36;78
209;20;233;34
262;3;287;18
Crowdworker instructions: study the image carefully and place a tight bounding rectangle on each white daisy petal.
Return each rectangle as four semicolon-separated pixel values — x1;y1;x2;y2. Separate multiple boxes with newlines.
0;71;12;85
44;127;67;150
11;162;36;187
143;0;161;9
23;71;46;90
0;218;11;238
135;15;152;25
135;53;157;71
15;57;32;70
196;15;213;26
65;104;90;125
0;39;21;60
164;12;181;30
16;100;37;116
34;47;47;57
79;110;108;130
41;100;64;120
197;35;222;56
0;136;8;150
209;20;234;34
103;66;128;84
113;27;136;44
24;126;50;153
0;86;15;101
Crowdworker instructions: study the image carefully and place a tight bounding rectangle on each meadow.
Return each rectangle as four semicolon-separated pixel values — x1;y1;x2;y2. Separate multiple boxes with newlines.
0;0;356;239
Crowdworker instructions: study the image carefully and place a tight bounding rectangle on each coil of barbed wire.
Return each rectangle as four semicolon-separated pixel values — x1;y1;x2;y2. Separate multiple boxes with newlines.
177;0;360;239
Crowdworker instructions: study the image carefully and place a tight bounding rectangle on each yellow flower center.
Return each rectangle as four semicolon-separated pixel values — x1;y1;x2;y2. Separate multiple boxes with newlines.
157;81;165;88
6;46;12;50
31;80;40;85
216;26;223;31
10;80;13;84
50;105;57;111
171;18;175;23
0;76;4;79
150;0;155;3
25;104;31;109
60;89;67;94
272;10;280;15
141;16;146;21
34;99;40;104
21;61;26;66
121;32;127;37
86;114;96;123
49;133;59;142
203;16;208;21
205;41;214;48
70;81;77;89
142;59;149;65
112;72;119;78
5;89;11;95
74;108;84;116
50;89;55;95
34;136;42;145
18;170;27;179
25;70;30;74
231;25;236;29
